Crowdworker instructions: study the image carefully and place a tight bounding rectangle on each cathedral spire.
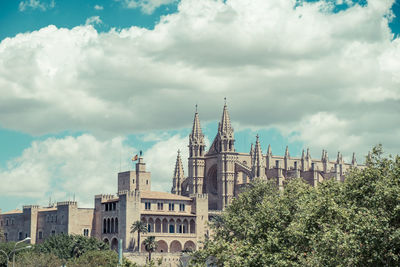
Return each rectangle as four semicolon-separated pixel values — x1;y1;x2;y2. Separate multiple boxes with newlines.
252;134;264;178
284;146;290;158
218;100;233;136
191;105;204;140
301;149;305;159
306;148;310;159
267;144;272;156
352;152;357;166
336;151;343;164
172;150;184;195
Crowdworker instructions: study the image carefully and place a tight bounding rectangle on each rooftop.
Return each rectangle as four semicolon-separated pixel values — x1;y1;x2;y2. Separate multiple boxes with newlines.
141;191;191;201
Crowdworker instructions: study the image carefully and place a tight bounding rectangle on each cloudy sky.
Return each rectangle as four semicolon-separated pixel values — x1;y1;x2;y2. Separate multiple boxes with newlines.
0;0;399;211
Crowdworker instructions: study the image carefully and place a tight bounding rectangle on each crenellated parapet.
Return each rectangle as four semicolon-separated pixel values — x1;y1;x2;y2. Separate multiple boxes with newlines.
57;201;77;207
22;205;39;210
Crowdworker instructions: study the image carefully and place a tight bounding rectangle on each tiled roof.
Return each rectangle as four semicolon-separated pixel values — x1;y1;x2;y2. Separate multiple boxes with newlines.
141;191;191;201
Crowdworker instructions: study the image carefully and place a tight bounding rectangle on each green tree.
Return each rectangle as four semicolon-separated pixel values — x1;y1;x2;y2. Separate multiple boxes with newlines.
67;250;119;267
143;236;157;262
130;220;148;252
191;145;400;267
0;227;4;242
34;234;109;262
14;251;62;267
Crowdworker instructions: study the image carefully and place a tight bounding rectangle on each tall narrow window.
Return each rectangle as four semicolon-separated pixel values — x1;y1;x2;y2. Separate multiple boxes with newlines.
169;203;175;211
179;204;185;212
145;202;151;210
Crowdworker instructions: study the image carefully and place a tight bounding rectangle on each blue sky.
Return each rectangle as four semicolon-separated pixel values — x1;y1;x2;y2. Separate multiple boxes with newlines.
0;0;399;212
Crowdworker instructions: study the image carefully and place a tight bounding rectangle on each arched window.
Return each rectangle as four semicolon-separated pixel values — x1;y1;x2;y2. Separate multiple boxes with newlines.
190;219;195;234
169;219;175;233
107;218;111;233
155;218;161;233
111;218;114;233
162;219;168;233
103;219;107;233
115;218;118;233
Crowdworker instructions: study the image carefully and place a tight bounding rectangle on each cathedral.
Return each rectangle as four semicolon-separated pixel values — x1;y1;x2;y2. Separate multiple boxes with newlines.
0;102;364;266
172;102;363;210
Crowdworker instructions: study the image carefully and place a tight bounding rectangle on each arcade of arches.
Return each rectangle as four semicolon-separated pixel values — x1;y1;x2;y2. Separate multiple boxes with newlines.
141;217;196;234
141;239;196;253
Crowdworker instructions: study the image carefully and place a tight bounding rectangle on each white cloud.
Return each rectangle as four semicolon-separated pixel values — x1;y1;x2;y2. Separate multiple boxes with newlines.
1;0;400;158
0;135;136;208
94;4;104;10
144;134;188;192
19;0;55;12
85;16;102;26
122;0;177;14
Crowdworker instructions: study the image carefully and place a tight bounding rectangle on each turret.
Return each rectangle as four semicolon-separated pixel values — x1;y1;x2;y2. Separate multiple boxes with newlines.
188;105;206;194
210;100;235;153
284;146;290;170
322;149;329;172
252;135;265;178
266;144;272;169
352;152;357;167
172;150;185;195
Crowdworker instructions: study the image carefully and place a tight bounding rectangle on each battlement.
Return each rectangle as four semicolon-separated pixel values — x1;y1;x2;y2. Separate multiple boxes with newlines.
22;205;39;210
190;193;208;199
57;201;77;207
95;194;117;201
118;190;140;199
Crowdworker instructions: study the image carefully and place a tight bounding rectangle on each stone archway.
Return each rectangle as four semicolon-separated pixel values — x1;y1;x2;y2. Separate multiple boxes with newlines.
156;240;168;253
111;238;118;251
103;238;109;246
206;165;218;210
183;240;196;251
170;240;182;253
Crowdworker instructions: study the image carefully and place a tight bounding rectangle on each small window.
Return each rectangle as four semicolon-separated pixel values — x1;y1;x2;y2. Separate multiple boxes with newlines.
51;230;56;236
145;202;151;210
311;163;315;170
157;203;163;210
39;231;43;239
179;204;185;212
83;229;89;236
146;180;149;185
169;203;175;211
132;179;135;184
11;219;14;225
25;233;28;238
275;160;279;168
169;224;175;233
18;232;23;240
0;221;3;226
294;161;297;170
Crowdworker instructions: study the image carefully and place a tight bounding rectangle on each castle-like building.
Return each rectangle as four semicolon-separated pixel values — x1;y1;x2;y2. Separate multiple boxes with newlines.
0;103;363;260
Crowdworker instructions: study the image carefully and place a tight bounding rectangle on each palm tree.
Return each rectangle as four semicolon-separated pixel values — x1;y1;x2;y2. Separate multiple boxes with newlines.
130;220;148;252
143;236;157;262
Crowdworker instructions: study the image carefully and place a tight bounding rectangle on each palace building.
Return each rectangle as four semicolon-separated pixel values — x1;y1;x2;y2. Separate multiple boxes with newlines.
0;103;364;260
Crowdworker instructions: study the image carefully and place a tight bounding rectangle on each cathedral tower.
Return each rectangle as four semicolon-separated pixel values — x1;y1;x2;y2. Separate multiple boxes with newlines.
213;101;236;209
188;106;206;194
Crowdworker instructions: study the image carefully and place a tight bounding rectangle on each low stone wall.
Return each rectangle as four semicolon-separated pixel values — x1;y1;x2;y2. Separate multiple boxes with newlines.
123;252;191;267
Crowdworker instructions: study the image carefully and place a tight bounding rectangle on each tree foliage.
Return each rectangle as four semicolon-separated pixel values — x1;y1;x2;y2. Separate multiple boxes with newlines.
34;234;109;261
14;251;62;267
192;145;400;266
143;236;157;261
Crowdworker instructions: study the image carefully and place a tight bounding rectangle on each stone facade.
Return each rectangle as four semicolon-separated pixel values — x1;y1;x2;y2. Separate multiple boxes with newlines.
172;103;365;211
0;102;365;264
